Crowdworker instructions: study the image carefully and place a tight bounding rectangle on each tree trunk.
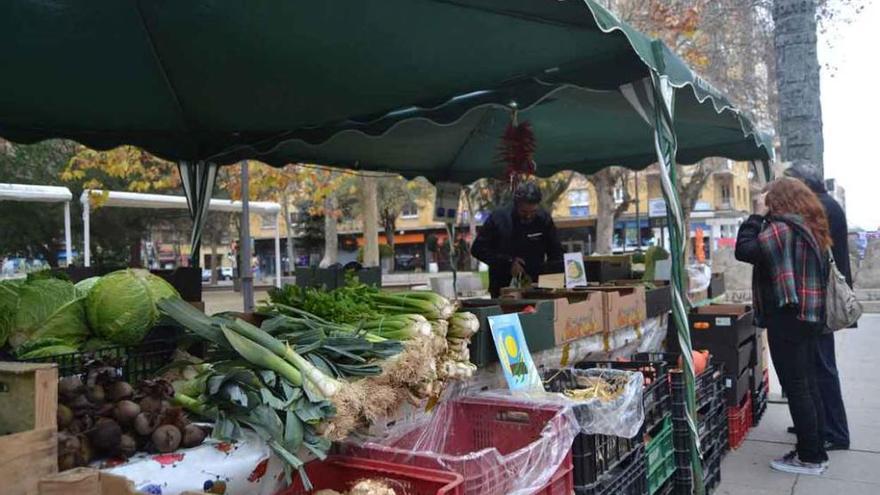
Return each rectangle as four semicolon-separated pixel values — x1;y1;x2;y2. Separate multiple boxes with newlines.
210;233;220;285
588;168;633;255
319;194;338;268
773;0;824;176
465;191;479;270
281;193;295;274
382;212;396;272
590;169;616;255
361;174;380;267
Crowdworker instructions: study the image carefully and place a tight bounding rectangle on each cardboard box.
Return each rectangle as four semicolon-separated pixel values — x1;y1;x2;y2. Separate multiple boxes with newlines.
0;362;59;495
39;469;137;495
521;289;605;343
609;280;671;318
462;299;557;366
39;468;212;495
587;286;647;332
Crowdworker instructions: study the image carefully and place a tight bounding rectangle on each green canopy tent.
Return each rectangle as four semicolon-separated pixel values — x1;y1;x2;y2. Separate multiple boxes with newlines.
0;1;772;492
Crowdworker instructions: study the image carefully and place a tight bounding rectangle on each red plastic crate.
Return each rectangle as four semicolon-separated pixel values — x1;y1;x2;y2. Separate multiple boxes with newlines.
727;393;753;450
341;396;574;495
278;456;464;495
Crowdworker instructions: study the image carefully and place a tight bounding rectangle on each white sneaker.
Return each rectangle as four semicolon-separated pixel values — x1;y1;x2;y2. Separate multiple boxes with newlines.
770;451;827;476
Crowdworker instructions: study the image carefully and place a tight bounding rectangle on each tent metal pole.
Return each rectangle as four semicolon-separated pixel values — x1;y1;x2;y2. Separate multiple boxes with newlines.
239;160;255;312
274;211;282;288
64;201;72;267
651;70;704;495
82;192;91;267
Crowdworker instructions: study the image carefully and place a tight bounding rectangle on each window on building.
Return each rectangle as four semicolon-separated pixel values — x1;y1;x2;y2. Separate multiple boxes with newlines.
613;185;625;204
721;184;731;204
400;201;419;218
261;214;277;230
567;189;590;217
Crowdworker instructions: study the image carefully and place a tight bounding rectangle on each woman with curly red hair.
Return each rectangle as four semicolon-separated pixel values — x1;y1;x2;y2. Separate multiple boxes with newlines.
736;177;831;475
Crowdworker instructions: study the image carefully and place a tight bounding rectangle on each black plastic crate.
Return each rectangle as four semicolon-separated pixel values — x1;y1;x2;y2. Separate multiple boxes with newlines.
671;365;725;412
11;323;191;384
544;368;641;486
673;447;722;495
752;387;768;427
574;357;671;434
585;256;632;283
18;337;179;384
575;446;647;495
722;367;753;407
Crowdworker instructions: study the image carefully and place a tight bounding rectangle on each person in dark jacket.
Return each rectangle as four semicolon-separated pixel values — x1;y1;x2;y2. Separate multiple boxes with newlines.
471;182;564;297
735;177;831;475
785;162;852;450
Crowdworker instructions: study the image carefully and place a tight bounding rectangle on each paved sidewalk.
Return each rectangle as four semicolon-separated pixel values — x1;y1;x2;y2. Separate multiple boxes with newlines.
718;315;880;494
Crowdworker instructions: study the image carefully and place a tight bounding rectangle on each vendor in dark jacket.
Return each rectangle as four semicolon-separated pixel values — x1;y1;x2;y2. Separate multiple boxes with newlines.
471;182;564;297
785;162;852;451
735;177;831;475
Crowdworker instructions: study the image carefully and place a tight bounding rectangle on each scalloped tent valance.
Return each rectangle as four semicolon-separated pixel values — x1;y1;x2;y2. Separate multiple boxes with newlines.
0;0;771;178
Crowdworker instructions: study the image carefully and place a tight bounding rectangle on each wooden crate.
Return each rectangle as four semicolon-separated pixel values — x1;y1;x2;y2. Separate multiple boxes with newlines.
39;468;213;495
0;362;59;495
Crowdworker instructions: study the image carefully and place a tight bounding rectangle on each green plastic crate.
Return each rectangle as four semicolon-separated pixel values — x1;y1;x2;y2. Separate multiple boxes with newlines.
646;416;675;495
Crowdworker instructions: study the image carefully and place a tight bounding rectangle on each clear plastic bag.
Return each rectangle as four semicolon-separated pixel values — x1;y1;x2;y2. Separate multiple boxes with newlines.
541;368;645;438
687;263;712;293
340;394;579;495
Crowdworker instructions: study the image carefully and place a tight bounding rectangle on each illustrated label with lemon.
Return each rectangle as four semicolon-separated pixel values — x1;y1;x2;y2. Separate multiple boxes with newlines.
488;314;542;392
564;252;587;288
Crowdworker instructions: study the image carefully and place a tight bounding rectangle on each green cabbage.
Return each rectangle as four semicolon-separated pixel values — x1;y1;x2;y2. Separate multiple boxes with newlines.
17;344;79;359
14;337;78;359
4;278;89;350
86;269;180;345
0;279;23;347
74;276;101;298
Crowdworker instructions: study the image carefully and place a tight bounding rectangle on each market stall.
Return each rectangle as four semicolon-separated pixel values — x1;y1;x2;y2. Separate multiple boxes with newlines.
0;1;774;495
0;183;74;267
79;190;283;288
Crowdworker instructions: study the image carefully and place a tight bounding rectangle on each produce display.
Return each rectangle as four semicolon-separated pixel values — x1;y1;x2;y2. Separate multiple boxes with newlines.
2;271;482;492
560;373;629;402
266;284;476;385
158;284;479;489
56;364;207;470
314;479;398;495
0;269;180;358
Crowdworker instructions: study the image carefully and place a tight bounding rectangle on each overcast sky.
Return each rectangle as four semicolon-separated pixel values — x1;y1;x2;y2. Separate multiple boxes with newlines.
820;1;880;230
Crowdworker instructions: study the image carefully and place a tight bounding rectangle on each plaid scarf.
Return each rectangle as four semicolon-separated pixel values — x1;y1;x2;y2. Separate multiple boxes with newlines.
754;214;828;324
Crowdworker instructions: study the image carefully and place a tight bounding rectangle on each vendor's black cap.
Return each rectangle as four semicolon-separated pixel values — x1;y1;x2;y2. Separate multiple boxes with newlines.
513;182;542;204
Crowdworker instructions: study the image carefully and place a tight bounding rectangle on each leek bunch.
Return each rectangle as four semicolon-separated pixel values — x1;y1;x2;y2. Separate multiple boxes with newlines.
365;291;457;321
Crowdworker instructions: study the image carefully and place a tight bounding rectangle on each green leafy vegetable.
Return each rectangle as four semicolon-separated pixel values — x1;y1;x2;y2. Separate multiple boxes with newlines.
5;278;89;350
86;269;180;345
73;276;101;298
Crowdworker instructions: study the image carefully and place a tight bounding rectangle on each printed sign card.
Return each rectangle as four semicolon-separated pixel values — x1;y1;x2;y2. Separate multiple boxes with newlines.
488;314;542;393
564;252;588;288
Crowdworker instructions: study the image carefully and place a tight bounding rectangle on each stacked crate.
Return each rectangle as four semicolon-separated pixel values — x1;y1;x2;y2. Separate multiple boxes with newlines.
751;328;770;426
546;355;673;495
669;366;728;495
